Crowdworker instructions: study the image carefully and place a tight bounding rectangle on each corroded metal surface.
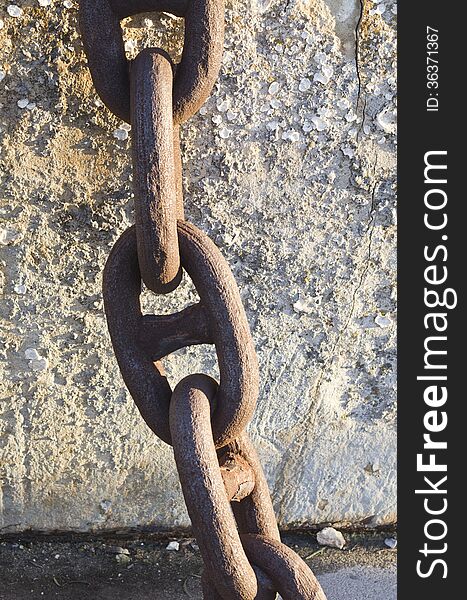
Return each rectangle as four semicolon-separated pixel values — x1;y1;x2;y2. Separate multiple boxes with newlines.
241;535;327;600
79;0;224;123
131;48;181;294
79;0;327;597
102;222;259;447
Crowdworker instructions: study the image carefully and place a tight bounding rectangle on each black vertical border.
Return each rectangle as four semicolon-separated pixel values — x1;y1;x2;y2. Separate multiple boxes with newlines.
398;3;463;597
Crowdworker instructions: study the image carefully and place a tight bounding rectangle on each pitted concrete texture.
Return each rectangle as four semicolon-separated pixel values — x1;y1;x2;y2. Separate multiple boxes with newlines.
0;1;396;531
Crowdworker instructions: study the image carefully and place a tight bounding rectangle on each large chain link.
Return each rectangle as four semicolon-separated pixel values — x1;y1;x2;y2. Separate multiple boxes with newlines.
79;2;327;598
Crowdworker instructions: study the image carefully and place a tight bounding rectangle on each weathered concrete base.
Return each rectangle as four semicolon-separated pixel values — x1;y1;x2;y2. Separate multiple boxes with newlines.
0;0;396;531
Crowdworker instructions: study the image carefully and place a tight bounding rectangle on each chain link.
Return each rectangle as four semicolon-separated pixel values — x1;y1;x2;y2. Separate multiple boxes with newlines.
79;1;327;597
131;48;182;293
102;222;259;446
79;0;224;123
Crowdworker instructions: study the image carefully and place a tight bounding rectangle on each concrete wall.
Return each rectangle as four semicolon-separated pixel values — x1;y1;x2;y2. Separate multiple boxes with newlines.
0;0;396;532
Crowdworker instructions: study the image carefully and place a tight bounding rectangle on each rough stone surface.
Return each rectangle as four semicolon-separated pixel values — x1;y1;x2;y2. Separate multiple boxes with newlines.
0;0;396;532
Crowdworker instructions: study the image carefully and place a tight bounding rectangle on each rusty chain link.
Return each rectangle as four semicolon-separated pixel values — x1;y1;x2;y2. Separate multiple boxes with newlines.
79;0;224;123
79;1;327;598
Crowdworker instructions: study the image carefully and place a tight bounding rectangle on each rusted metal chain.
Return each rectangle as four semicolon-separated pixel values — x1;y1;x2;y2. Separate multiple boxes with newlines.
170;373;263;599
224;433;281;542
102;222;259;447
79;0;224;123
131;47;181;293
240;535;327;600
201;569;277;600
170;376;326;599
79;1;327;597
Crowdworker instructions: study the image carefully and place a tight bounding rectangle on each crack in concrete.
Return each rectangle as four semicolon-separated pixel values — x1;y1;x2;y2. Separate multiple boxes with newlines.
274;156;380;523
327;156;379;353
355;0;364;113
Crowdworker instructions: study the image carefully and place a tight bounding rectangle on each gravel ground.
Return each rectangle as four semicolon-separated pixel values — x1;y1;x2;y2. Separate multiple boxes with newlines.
0;531;396;599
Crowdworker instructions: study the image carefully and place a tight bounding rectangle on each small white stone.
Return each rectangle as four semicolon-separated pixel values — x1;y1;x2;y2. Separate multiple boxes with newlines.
293;298;313;314
113;128;129;141
371;3;386;15
226;110;236;122
223;50;233;65
0;18;4;29
124;39;137;53
337;98;350;111
143;18;153;28
342;146;354;158
314;66;333;86
269;98;281;110
0;227;20;245
7;5;23;18
384;537;397;549
166;541;179;551
218;126;231;139
375;314;392;328
17;98;29;109
268;81;280;95
54;554;60;559
266;120;279;131
63;0;73;8
298;78;311;92
31;357;49;372
282;130;300;142
0;70;5;83
14;283;27;294
216;99;229;112
38;0;52;6
25;348;41;361
317;527;346;549
314;51;327;65
26;102;36;110
313;72;329;85
311;116;327;132
115;553;130;564
345;111;357;123
100;499;112;513
212;114;222;125
257;0;273;13
376;108;396;134
199;106;208;115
